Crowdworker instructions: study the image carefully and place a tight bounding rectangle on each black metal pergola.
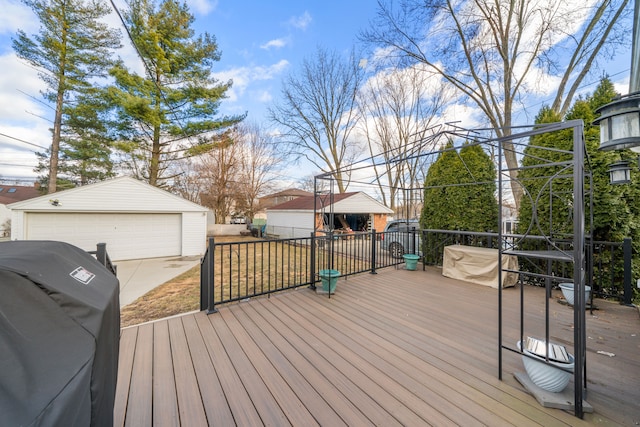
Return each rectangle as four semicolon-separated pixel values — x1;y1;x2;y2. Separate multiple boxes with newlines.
313;120;591;418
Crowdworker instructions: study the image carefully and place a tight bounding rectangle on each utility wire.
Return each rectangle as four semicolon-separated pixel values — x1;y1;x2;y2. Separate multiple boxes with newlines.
0;162;37;168
0;132;46;150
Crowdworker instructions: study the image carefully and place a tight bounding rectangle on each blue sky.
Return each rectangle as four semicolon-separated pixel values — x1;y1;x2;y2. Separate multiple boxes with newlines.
206;1;378;123
0;0;380;182
0;0;633;184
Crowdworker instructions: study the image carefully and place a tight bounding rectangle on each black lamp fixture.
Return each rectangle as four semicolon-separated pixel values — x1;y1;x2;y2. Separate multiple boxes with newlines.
607;160;632;184
595;0;640;184
594;93;640;151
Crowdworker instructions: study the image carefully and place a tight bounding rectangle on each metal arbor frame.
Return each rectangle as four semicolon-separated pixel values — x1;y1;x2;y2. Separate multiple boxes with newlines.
312;120;591;418
496;120;590;419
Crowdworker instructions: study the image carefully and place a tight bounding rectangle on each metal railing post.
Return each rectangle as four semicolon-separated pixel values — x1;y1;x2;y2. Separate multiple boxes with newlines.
310;232;316;290
200;255;206;311
96;243;107;266
370;229;377;274
208;237;217;314
623;237;633;306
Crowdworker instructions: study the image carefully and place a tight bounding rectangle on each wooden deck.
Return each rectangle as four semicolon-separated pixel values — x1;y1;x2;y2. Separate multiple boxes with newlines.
114;267;640;426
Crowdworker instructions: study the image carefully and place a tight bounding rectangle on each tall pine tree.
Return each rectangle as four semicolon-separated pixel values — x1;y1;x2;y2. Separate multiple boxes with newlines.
13;0;121;192
107;0;244;187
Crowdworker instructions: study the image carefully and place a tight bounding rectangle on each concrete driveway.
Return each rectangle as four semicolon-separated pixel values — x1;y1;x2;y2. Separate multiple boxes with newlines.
114;255;201;307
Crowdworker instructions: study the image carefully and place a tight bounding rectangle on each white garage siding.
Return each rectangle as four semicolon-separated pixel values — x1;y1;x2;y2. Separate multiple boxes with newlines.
26;212;182;261
266;211;314;238
8;177;209;261
181;211;207;257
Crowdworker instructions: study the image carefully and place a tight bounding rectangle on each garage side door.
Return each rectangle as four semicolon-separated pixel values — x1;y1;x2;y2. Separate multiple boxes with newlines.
26;213;182;261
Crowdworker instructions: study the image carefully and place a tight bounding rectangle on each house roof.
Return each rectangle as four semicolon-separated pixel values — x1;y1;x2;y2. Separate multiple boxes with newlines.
0;184;40;205
267;192;394;214
8;176;207;213
260;188;313;199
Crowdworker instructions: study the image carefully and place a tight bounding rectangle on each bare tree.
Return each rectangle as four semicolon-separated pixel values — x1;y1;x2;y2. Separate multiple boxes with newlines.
169;158;206;203
358;64;448;211
362;0;630;208
269;46;364;193
183;124;282;223
298;174;329;193
234;122;283;221
197;133;239;224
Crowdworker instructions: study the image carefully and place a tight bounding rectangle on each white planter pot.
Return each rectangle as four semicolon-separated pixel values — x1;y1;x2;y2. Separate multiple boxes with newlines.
559;282;591;306
517;340;574;393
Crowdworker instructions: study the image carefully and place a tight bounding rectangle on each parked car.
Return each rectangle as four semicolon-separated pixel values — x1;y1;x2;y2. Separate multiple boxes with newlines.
381;219;421;258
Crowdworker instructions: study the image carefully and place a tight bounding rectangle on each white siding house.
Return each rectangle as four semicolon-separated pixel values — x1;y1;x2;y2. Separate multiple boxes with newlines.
266;192;393;239
8;176;208;261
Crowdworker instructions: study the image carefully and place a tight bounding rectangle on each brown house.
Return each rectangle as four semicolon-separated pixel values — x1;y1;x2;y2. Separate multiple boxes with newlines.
0;183;41;237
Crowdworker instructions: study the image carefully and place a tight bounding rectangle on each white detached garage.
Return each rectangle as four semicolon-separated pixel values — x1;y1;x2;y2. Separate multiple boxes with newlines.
266;192;393;239
9;176;207;261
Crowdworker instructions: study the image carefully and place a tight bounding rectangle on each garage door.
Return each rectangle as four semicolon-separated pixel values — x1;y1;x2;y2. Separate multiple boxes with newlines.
26;213;182;261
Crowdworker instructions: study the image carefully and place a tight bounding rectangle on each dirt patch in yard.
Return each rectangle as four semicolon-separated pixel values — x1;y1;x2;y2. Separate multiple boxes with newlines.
120;235;259;328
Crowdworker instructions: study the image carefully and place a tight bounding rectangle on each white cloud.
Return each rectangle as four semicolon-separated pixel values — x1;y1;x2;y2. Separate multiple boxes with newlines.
0;53;48;123
289;11;311;30
256;90;273;103
213;59;289;103
0;0;37;35
260;38;288;50
186;0;218;15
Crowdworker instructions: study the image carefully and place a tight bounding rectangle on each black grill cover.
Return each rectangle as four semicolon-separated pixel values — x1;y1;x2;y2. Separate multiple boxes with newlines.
0;241;120;427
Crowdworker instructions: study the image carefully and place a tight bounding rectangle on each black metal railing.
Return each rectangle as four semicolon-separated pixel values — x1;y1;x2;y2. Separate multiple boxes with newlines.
200;230;402;312
90;242;117;275
419;229;632;303
200;229;633;313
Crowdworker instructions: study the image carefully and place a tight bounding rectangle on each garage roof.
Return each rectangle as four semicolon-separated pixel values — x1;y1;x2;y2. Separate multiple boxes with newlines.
8;176;207;213
267;191;393;214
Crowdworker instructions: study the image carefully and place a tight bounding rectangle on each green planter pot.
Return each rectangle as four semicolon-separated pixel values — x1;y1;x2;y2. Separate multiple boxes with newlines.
319;269;340;293
403;254;420;271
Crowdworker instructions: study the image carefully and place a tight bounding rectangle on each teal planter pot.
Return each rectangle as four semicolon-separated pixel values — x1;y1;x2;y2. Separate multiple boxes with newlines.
319;269;340;293
403;254;420;271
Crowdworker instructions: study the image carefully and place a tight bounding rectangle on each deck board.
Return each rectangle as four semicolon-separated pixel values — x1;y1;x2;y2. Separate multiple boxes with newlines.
208;309;292;426
314;274;588;426
227;306;348;426
152;321;178;427
292;286;536;426
167;317;208;426
115;267;640;426
180;314;233;426
193;312;264;426
217;307;320;426
290;296;496;426
113;326;136;427
125;323;153;427
263;293;431;426
239;298;388;426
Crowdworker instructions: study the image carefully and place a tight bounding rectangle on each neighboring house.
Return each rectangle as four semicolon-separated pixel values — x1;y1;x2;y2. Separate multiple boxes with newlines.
254;188;313;221
9;176;208;261
266;191;393;239
501;203;518;234
0;183;41;238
